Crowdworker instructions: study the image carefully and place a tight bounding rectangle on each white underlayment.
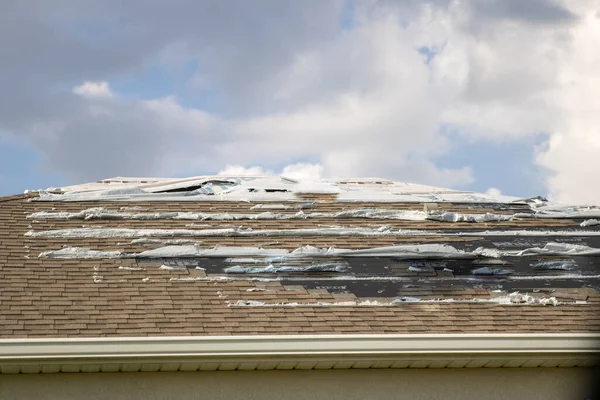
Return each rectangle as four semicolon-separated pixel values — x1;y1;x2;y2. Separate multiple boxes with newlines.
25;226;431;238
159;264;190;271
249;203;314;210
129;238;199;245
228;292;569;307
508;274;600;280
37;242;600;259
22;171;600;227
511;242;600;256
27;204;600;222
29;176;600;224
24;226;600;240
26;208;430;221
39;244;487;259
517;203;600;219
168;273;600;283
531;260;577;270
136;245;289;259
27;207;518;222
30;175;524;203
37;247;123;259
223;262;348;274
453;229;600;237
471;267;513;275
117;265;144;271
581;219;600;227
425;211;513;222
28;207;600;227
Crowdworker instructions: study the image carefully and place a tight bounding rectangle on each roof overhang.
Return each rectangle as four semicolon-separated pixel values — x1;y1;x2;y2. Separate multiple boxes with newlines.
1;333;599;373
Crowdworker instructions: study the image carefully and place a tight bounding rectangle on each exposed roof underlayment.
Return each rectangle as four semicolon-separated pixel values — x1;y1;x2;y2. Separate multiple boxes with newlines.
29;175;600;219
31;175;521;203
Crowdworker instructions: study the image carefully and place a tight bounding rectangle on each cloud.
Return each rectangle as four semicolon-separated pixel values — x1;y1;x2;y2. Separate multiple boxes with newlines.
535;131;600;205
218;165;271;176
2;0;600;203
431;1;600;202
281;163;324;181
73;81;113;98
470;0;577;24
532;9;600;204
486;187;502;197
217;163;324;181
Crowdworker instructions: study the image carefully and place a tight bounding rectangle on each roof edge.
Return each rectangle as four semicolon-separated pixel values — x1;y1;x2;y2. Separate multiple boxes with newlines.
1;334;599;373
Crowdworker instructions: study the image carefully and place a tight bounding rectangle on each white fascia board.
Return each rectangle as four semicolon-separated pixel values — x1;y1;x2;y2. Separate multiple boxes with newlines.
1;334;599;362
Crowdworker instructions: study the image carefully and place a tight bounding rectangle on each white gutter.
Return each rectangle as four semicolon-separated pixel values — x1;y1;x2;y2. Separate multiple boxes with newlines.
0;334;598;373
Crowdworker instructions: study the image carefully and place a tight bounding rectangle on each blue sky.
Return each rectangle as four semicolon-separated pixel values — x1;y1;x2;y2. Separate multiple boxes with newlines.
1;1;598;203
433;134;549;197
0;136;68;193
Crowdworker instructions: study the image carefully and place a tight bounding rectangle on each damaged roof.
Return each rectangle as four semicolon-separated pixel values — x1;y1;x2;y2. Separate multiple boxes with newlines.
2;176;600;339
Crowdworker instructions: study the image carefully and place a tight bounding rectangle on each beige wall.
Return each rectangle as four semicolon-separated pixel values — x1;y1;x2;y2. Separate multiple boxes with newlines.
0;367;597;400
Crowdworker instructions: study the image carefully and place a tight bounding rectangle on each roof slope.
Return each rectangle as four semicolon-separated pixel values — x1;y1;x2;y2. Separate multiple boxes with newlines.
2;177;600;338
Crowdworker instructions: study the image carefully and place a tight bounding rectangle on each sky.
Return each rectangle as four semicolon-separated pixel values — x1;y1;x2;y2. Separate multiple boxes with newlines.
1;0;600;203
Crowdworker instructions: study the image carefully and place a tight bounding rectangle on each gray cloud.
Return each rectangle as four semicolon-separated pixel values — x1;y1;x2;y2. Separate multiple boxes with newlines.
470;0;577;24
0;0;344;180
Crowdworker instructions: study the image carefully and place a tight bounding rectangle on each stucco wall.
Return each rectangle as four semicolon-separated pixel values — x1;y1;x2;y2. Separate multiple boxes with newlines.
0;367;597;400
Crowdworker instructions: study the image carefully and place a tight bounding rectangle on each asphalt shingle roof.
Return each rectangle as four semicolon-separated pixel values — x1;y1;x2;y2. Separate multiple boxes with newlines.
1;181;600;338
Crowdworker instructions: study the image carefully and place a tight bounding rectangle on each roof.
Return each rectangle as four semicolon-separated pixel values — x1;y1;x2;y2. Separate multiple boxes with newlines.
2;175;600;339
3;176;600;371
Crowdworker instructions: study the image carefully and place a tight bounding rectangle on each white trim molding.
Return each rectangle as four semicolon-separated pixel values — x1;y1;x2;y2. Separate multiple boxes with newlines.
0;334;598;373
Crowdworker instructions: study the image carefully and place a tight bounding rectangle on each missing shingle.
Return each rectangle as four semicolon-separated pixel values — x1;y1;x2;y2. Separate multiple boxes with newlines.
264;189;290;193
532;260;577;271
261;241;281;246
155;180;235;193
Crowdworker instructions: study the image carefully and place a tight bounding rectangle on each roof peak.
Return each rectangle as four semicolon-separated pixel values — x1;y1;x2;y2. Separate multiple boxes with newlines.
29;175;524;204
58;175;452;192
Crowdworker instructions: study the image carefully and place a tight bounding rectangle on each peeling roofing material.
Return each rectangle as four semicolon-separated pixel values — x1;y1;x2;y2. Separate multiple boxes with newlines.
2;175;600;343
31;175;522;203
36;243;502;260
581;219;600;227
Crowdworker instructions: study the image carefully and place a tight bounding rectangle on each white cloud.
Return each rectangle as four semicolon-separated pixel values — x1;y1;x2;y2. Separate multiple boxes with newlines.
72;81;113;98
212;15;464;186
486;187;502;197
532;8;600;204
217;163;324;182
281;163;324;181
217;165;272;176
428;1;600;203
